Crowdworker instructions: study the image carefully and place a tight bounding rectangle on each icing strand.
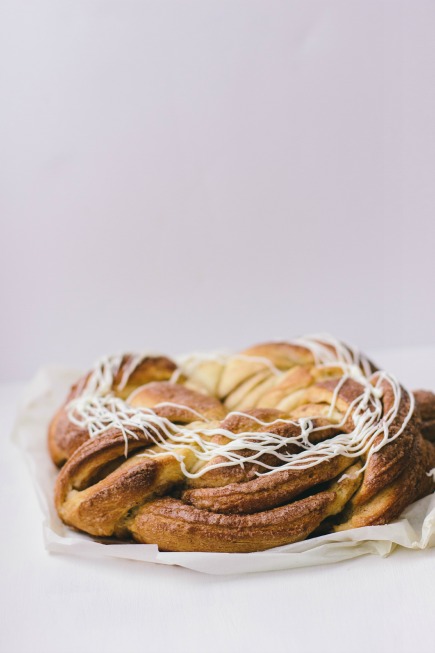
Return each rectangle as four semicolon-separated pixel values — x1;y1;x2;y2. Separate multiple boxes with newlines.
172;335;373;386
67;368;415;479
66;335;414;478
81;352;159;396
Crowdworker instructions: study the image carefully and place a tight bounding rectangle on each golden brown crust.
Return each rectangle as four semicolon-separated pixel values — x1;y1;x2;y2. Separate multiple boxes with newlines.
113;355;177;399
128;382;226;422
55;430;198;537
49;356;177;466
49;342;435;553
241;343;315;369
128;495;334;552
414;389;435;442
182;455;353;514
351;379;416;506
128;464;362;552
335;434;435;530
48;406;89;467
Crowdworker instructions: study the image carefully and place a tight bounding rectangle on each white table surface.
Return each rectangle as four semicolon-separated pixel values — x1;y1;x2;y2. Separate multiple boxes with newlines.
2;347;435;653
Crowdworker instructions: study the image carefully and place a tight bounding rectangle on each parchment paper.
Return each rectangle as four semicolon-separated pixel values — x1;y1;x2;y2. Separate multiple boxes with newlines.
11;366;435;575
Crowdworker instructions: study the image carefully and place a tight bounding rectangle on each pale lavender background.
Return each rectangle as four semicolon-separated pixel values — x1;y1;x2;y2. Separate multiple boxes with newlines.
1;1;435;382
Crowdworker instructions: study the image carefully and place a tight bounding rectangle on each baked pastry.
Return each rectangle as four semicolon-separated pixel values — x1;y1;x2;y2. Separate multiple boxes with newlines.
49;336;435;553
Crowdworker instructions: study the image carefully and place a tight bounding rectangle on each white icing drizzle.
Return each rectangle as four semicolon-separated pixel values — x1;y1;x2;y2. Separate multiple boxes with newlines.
79;352;158;396
171;335;373;388
117;354;148;391
66;335;415;479
67;396;211;457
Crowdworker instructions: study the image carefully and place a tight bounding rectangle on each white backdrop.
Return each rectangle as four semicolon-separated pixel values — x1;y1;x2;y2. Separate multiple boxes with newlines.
1;1;435;382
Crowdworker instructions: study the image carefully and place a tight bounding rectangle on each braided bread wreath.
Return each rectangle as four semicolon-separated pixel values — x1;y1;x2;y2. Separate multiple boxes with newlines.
48;336;435;554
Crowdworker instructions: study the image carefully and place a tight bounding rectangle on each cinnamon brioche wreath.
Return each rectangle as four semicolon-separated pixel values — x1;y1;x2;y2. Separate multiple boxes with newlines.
49;336;435;553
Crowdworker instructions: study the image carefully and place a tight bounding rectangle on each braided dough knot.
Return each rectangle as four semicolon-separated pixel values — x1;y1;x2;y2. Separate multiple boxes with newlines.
50;338;435;552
